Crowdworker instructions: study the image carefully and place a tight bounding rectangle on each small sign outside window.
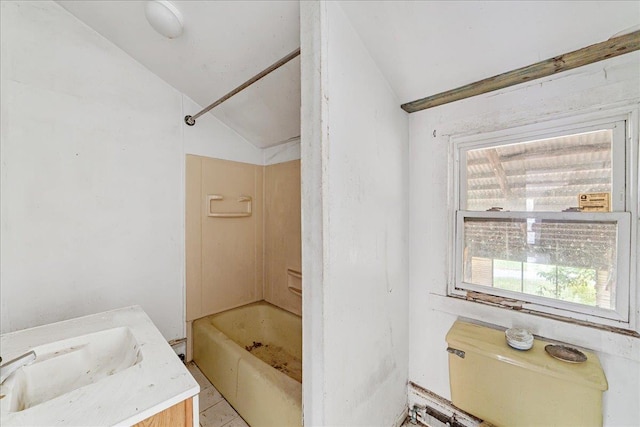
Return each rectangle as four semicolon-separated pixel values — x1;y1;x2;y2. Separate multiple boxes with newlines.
578;193;610;212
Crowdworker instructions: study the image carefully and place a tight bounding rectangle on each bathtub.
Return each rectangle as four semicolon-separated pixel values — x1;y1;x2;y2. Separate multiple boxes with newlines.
193;301;302;427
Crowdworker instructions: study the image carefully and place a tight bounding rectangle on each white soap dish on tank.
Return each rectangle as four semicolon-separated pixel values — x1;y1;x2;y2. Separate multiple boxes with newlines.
505;327;534;350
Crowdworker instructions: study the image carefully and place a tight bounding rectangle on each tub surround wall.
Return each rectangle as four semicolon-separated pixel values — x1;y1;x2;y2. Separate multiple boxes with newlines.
264;160;302;316
185;156;265;321
186;156;302;323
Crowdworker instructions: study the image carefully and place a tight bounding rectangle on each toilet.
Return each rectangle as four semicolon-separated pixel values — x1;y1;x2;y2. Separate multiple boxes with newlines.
446;321;608;427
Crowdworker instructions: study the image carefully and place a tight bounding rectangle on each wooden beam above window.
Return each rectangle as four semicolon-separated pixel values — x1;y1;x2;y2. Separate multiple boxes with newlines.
401;30;640;114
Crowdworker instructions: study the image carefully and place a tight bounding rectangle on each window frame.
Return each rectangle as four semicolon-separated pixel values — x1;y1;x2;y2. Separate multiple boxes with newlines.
455;210;631;322
448;107;638;330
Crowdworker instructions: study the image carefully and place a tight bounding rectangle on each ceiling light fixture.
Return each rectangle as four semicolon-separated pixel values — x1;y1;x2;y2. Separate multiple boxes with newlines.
145;1;184;39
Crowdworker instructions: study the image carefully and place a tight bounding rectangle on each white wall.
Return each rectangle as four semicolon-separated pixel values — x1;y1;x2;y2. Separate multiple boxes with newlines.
300;2;328;424
0;1;263;340
301;2;409;425
182;96;264;165
409;52;640;426
263;137;301;166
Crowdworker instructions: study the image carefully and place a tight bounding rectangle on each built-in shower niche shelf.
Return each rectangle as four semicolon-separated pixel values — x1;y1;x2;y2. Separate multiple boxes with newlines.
207;194;252;218
287;269;302;297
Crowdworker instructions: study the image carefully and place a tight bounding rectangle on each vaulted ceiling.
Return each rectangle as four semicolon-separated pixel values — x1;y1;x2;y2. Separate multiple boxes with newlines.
340;1;639;104
57;1;300;149
57;1;638;149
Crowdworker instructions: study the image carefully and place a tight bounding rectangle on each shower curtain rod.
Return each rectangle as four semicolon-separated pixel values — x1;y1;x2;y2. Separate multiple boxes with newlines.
184;48;301;126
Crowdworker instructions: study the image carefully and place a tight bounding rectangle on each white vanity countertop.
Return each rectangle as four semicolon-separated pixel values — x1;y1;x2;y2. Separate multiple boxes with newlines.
0;306;199;426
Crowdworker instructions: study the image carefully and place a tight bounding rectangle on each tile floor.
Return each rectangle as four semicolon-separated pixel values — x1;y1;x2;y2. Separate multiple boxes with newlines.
187;361;414;427
187;361;249;427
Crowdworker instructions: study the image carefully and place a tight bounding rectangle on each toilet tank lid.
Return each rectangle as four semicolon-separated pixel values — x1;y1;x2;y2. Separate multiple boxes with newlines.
446;321;608;391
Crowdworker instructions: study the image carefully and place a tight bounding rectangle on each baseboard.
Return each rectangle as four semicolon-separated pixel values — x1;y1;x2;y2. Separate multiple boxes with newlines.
407;382;482;427
169;337;187;359
394;406;409;427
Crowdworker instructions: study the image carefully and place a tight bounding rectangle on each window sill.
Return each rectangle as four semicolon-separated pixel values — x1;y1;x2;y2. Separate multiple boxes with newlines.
427;292;640;361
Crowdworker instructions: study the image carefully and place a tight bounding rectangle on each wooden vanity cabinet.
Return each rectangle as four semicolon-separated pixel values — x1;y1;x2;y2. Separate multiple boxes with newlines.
133;396;194;427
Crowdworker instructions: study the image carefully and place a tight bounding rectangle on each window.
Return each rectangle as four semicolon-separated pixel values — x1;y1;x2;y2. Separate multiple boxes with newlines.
450;112;636;327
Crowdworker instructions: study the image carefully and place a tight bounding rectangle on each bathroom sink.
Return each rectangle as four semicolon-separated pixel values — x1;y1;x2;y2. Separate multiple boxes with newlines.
1;326;142;413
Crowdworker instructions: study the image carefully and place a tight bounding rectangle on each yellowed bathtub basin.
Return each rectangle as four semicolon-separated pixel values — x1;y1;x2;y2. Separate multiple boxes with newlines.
193;301;301;427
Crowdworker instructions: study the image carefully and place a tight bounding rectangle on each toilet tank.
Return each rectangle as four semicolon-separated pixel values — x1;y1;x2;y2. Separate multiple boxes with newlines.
446;321;608;427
